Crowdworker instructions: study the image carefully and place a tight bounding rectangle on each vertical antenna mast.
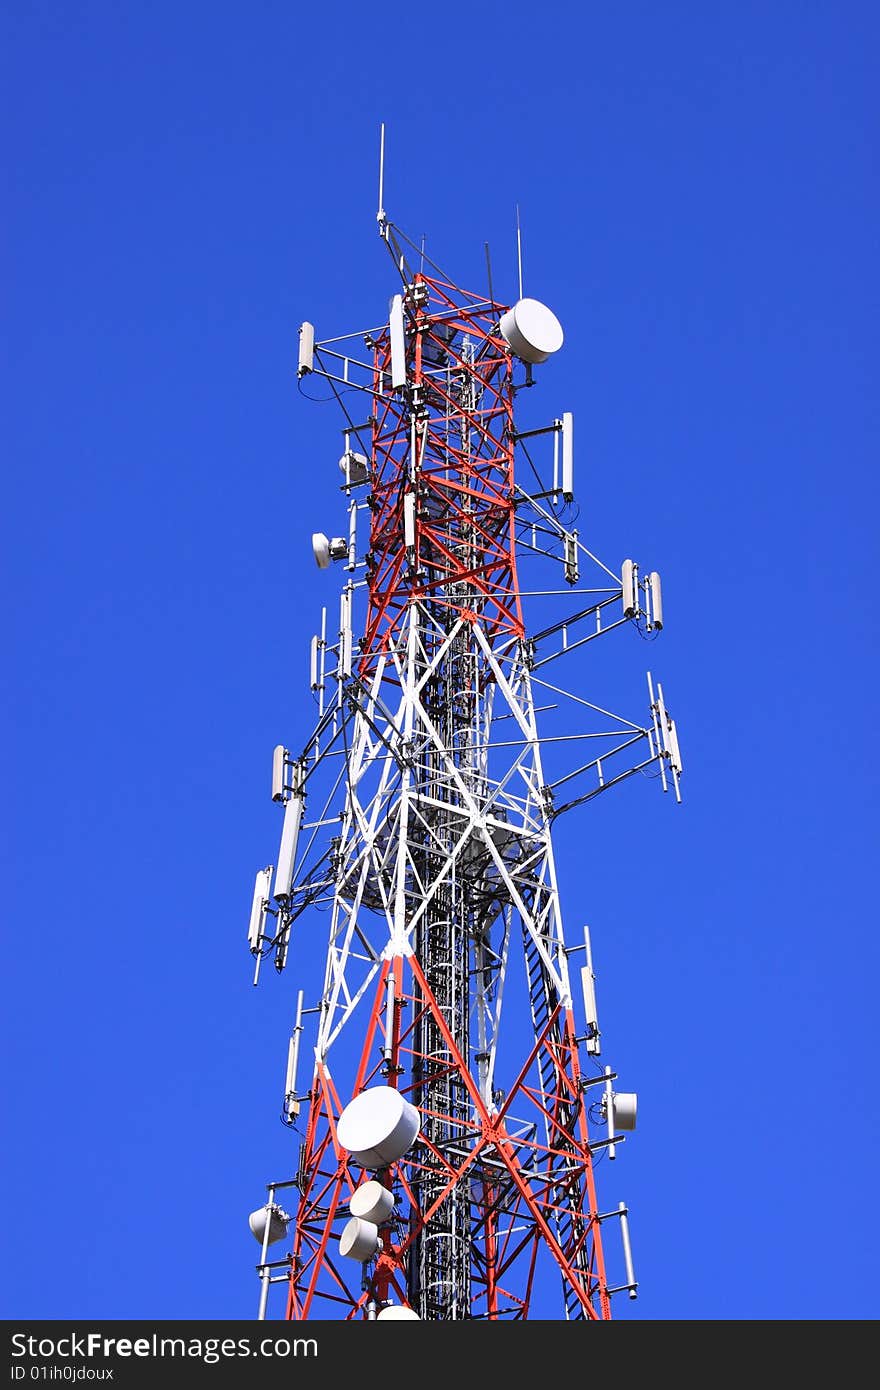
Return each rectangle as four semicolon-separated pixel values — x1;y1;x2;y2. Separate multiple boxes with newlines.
516;202;524;300
243;192;682;1320
377;122;386;224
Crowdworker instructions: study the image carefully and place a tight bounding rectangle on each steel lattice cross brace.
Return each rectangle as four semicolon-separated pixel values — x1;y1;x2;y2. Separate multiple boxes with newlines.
245;220;681;1321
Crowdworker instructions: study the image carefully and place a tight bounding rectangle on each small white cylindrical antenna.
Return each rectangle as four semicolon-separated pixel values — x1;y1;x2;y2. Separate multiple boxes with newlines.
384;969;397;1061
622;559;637;618
649;571;663;630
646;670;668;793
347;497;357;570
390;294;406;389
272;745;287;803
656;681;670;756
297;322;314;377
403;491;416;550
377;122;386;223
248;866;273;951
339;588;353;678
580;925;600;1055
516;203;523;301
274;768;305;901
619;1203;638;1299
668;718;683;775
580;964;599;1056
561;411;574;501
284;989;305;1118
318;607;327;716
552;422;560;495
309;635;320;691
604;1066;616;1160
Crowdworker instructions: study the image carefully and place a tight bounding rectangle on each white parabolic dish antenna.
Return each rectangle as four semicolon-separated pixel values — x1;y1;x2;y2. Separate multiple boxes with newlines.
337;1085;420;1168
349;1179;395;1225
376;1305;420;1320
338;1216;381;1262
248;1206;289;1246
500;297;564;364
311;531;331;569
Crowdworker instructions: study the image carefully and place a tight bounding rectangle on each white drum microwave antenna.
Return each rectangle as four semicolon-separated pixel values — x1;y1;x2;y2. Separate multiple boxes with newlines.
349;1180;395;1225
337;1085;420;1169
500;298;564;364
339;1216;382;1262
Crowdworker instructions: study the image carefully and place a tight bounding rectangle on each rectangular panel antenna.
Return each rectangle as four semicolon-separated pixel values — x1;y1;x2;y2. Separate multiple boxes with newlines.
581;924;600;1055
404;491;416;550
348;496;357;569
604;1067;616;1160
274;771;304;900
271;745;287;803
581;965;600;1055
668;718;682;775
339;589;353;678
562;412;574;501
248;866;272;950
284;990;305;1118
298;322;314;377
622;559;637;618
649;571;663;630
390;295;406;388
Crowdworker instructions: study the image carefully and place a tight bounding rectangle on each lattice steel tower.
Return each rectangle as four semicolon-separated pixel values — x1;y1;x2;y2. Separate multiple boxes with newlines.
245;151;682;1321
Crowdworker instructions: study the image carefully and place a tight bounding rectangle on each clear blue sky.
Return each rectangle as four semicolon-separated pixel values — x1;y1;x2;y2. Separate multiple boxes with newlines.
2;2;877;1321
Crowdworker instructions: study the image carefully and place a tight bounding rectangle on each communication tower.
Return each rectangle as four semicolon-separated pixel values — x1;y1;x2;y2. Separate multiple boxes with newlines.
245;134;682;1321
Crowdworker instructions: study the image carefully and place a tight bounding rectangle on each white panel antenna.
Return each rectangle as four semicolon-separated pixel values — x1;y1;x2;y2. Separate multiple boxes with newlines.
298;322;314;377
284;990;304;1121
272;745;287;803
648;571;663;630
561;411;574;501
403;492;416;550
580;924;600;1055
603;1067;617;1160
274;763;305;901
339;587;353;678
390;295;406;388
621;559;638;618
247;866;273;951
347;496;358;570
667;717;682;775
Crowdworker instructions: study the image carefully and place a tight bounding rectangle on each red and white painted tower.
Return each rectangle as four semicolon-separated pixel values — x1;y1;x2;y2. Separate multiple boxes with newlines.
245;154;681;1321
